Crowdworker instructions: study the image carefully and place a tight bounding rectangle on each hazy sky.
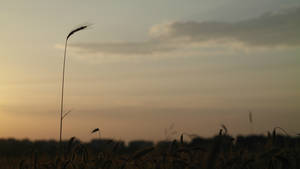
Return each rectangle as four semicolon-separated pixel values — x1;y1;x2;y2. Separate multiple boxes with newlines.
1;0;300;142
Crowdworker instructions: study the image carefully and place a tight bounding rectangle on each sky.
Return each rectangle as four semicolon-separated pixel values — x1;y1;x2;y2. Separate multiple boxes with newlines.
0;0;300;142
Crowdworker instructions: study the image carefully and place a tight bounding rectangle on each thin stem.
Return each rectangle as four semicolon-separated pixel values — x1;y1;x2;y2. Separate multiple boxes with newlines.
58;24;89;145
62;110;72;120
60;39;68;143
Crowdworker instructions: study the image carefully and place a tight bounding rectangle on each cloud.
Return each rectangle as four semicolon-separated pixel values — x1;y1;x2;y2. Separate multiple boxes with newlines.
70;7;300;55
71;40;177;55
152;7;300;47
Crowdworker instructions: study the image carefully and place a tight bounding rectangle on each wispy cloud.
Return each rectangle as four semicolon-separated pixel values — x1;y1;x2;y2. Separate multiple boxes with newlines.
70;7;300;55
157;7;300;47
71;40;177;55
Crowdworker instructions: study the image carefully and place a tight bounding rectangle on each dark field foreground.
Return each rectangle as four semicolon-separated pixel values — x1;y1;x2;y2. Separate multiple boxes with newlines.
1;133;300;169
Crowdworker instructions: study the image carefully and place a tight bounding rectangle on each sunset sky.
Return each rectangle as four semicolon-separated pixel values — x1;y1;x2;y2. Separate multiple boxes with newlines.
1;0;300;142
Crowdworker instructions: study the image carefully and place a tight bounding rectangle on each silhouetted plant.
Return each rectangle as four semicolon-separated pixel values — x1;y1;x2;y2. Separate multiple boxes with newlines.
59;25;90;143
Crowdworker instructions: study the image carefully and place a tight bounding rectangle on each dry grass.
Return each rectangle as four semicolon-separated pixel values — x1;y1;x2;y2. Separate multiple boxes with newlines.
0;129;298;169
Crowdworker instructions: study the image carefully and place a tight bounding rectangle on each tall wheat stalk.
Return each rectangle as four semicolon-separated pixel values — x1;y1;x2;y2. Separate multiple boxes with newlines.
59;25;89;143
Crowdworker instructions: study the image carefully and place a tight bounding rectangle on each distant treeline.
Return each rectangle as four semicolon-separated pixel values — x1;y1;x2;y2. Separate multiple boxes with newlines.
0;134;299;157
